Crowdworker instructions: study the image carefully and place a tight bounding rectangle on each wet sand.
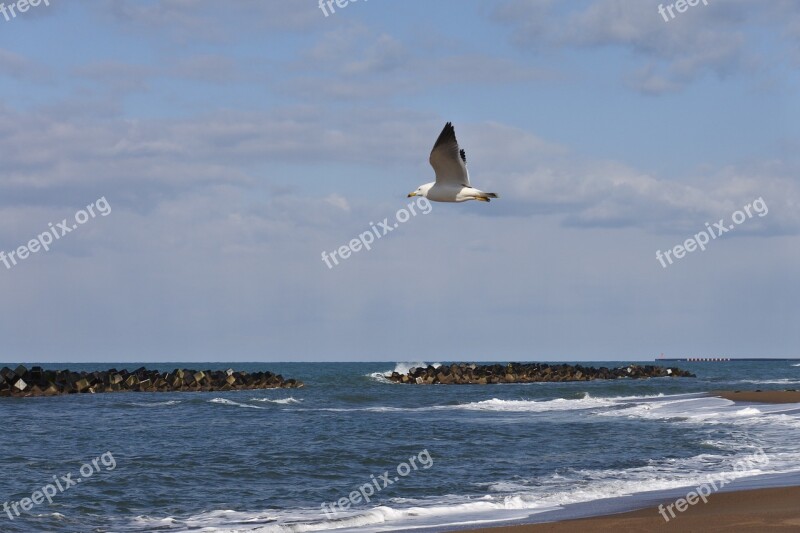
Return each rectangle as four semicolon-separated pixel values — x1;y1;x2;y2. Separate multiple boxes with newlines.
713;390;800;403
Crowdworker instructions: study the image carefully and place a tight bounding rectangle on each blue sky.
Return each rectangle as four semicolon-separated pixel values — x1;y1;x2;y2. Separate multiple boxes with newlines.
0;0;798;362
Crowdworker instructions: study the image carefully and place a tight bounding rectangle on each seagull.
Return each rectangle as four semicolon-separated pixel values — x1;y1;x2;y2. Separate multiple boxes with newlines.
408;122;499;203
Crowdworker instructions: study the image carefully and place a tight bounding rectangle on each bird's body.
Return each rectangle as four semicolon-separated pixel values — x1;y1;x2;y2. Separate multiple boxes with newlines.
413;182;495;203
408;122;499;203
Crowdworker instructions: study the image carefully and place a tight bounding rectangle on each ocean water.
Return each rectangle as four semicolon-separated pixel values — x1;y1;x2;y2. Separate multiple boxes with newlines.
1;360;799;532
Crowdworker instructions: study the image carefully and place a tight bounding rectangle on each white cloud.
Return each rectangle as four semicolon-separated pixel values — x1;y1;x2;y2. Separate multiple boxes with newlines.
98;0;320;42
324;194;351;212
492;0;784;93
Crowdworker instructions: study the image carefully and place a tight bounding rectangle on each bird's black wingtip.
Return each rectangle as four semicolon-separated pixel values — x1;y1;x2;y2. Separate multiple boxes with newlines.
433;122;458;150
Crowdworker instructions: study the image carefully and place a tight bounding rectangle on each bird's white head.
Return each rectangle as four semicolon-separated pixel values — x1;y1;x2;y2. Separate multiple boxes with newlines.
407;182;434;198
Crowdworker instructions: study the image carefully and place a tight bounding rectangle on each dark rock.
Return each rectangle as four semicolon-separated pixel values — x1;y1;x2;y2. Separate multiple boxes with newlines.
0;367;305;397
387;362;696;385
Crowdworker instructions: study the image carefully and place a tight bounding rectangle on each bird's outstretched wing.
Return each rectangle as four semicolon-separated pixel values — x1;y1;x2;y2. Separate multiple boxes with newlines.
429;122;470;187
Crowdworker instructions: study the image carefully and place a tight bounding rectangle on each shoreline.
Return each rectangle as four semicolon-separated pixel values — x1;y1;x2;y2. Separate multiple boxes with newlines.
469;486;800;532
463;390;800;532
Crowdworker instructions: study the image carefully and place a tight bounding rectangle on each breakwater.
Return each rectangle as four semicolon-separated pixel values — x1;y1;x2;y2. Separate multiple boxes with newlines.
387;363;695;384
0;365;303;397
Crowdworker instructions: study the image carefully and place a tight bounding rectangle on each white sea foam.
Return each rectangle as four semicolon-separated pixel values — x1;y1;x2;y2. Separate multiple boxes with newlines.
367;372;393;384
451;393;673;413
250;397;302;404
35;512;66;520
130;499;554;532
130;400;182;407
125;386;800;533
128;391;800;533
597;395;800;431
454;396;614;412
208;398;267;409
293;393;708;415
129;443;797;532
729;378;800;385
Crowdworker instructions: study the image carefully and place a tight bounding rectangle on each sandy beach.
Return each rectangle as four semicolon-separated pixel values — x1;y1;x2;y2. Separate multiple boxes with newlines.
472;486;800;532
714;390;800;403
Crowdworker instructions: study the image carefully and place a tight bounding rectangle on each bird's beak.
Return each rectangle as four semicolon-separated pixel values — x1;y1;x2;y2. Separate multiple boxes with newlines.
407;192;417;197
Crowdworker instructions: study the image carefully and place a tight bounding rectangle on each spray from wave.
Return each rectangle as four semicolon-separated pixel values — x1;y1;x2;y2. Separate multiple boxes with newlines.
368;362;442;383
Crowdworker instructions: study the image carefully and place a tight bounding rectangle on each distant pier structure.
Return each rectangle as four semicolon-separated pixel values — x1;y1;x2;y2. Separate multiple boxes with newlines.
665;357;732;362
656;356;800;362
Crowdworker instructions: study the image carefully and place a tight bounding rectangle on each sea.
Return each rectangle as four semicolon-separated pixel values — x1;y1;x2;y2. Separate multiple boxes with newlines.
1;360;799;532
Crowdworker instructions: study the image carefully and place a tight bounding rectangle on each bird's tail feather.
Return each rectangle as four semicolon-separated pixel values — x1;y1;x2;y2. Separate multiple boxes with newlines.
486;193;498;198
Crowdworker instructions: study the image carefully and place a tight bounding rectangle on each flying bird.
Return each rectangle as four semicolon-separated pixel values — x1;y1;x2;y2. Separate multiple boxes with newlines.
408;122;499;203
